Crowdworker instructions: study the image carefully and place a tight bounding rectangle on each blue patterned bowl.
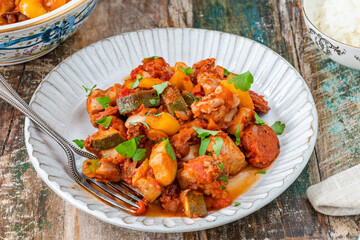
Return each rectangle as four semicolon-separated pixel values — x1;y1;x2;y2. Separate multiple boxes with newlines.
0;0;97;66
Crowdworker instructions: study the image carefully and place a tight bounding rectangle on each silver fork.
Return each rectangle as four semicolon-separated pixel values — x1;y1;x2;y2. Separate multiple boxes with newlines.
0;74;144;214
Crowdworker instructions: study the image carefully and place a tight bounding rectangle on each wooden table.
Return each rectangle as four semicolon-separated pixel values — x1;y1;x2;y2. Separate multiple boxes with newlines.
1;0;359;239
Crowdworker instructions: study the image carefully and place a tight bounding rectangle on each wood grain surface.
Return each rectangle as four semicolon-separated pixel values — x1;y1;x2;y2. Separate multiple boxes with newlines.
0;0;359;239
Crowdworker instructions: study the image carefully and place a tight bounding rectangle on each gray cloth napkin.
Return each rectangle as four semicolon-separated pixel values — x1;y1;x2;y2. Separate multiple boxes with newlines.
307;164;360;216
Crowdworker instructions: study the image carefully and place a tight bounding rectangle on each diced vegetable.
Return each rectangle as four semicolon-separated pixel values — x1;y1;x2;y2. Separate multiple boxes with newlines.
183;92;196;106
169;70;193;92
139;77;163;89
91;128;124;150
220;80;254;109
227;107;254;136
116;89;160;114
181;190;207;218
82;159;101;177
149;140;177;186
161;85;188;116
145;112;180;135
135;177;162;203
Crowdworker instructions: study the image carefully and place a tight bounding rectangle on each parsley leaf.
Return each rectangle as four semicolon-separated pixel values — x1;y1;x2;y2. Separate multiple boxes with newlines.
223;68;231;77
129;122;138;126
212;137;223;157
187;92;201;102
235;124;241;145
218;175;228;183
271;121;285;135
144;56;159;60
153;112;161;117
221;185;226;190
254;112;266;125
149;98;158;105
164;139;176;160
227;71;254;91
255;170;266;175
141;121;150;129
153;82;169;95
219;162;224;171
335;161;340;165
132;148;146;161
94;116;112;129
199;138;210;156
73;139;84;149
103;154;108;158
130;74;142;89
179;67;193;76
96;96;111;109
115;138;137;158
82;84;97;97
192;126;220;138
234;202;241;207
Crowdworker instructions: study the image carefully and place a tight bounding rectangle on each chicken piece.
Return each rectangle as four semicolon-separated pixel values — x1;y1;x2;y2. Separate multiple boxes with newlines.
207;131;247;175
191;85;240;126
159;184;181;213
241;124;280;168
227;107;255;136
149;140;177;186
132;159;163;203
196;72;221;95
249;90;271;114
170;127;197;158
177;155;224;198
130;57;174;81
86;83;122;116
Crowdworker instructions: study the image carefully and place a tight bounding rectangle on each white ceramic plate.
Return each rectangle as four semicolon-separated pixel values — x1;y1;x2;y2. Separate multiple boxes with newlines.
24;28;318;232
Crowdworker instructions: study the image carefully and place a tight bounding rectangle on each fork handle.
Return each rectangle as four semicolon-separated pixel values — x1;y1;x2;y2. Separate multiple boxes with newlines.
0;74;96;159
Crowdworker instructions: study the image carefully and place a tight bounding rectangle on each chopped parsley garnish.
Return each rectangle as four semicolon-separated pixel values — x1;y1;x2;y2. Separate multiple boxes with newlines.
255;170;266;175
335;161;340;165
221;185;226;190
254;112;266;125
219;162;224;171
218;175;228;183
96;96;111;109
192;126;220;139
141;121;150;129
164;139;176;160
153;82;169;95
94;116;112;129
187;92;201;102
103;154;108;158
153;112;161;117
235;124;241;145
115;135;144;159
82;84;97;97
227;70;254;91
144;56;159;60
132;148;146;161
234;202;241;207
212;137;223;157
129;122;138;126
179;67;194;76
199;138;210;156
73;139;84;149
271;121;285;135
223;68;231;77
130;74;142;89
149;98;158;104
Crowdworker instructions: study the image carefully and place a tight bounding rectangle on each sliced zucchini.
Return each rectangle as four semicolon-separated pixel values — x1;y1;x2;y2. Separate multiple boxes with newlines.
116;89;160;115
181;190;207;218
183;92;196;106
82;159;100;178
91;128;124;150
161;85;188;115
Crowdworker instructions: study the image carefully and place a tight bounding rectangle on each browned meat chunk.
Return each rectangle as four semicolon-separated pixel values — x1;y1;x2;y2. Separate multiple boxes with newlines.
249;90;271;114
227;107;255;136
241;124;280;168
159;184;181;213
170;127;197;158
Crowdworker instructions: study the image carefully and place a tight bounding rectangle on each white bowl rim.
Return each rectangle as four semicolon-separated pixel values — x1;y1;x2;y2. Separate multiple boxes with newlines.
0;0;90;33
23;28;319;233
302;0;360;50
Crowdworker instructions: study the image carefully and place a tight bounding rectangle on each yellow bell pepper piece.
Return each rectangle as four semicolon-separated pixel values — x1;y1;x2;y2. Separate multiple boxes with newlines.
18;0;47;19
169;70;193;92
139;77;163;89
220;80;254;109
145;112;180;136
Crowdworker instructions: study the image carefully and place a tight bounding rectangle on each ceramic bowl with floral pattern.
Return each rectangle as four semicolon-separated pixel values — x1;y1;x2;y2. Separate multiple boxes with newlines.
0;0;97;66
302;0;360;70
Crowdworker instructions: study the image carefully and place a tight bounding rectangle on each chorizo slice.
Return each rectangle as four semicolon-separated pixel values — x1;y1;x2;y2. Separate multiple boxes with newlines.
241;124;280;168
249;90;271;114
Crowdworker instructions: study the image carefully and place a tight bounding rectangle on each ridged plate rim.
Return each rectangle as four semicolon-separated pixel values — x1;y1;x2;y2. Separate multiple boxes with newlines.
24;28;318;233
